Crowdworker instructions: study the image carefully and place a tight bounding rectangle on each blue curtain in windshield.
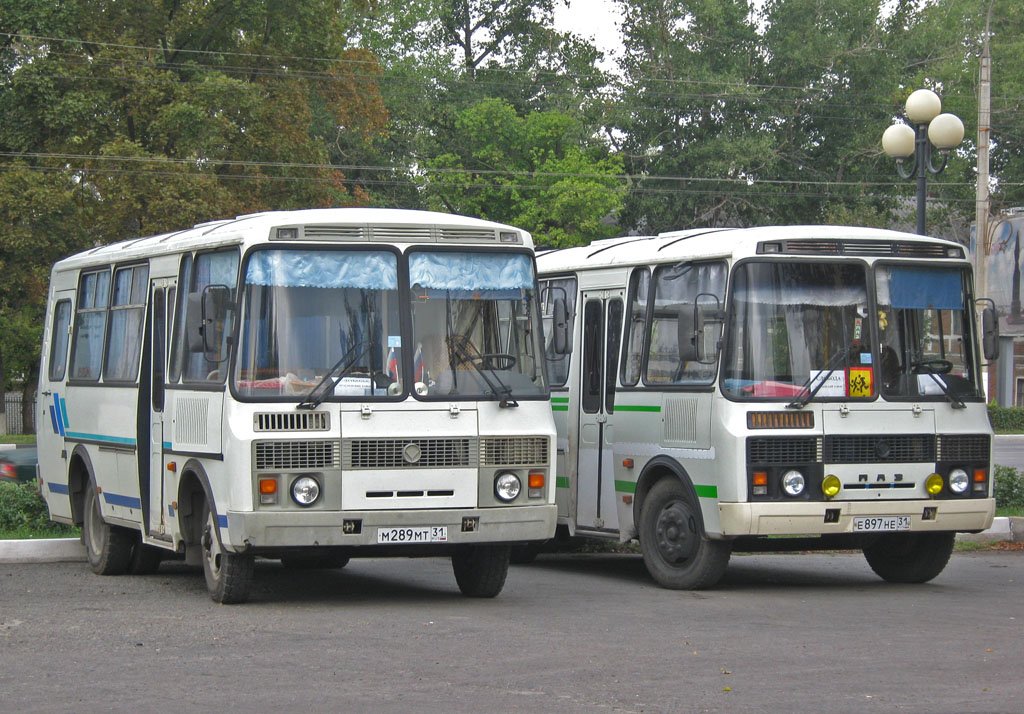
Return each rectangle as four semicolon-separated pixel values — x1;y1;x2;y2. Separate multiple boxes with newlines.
887;267;963;310
246;250;398;289
409;252;533;299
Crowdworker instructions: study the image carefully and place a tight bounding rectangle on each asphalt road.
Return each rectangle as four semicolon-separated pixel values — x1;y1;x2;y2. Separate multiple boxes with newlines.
1;551;1022;713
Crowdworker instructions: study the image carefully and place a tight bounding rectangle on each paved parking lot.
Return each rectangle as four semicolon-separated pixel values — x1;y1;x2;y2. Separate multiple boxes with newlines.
1;550;1022;713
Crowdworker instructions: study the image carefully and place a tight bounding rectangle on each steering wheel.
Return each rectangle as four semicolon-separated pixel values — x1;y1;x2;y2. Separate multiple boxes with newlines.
472;353;517;370
911;358;954;374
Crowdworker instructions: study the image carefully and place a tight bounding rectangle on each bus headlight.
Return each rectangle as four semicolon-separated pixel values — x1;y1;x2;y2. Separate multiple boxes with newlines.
494;472;522;502
291;476;321;506
948;468;970;494
781;470;805;497
925;473;944;495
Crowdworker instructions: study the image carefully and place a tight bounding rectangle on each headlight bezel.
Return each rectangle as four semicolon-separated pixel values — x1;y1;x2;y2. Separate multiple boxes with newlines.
290;475;322;507
494;471;522;502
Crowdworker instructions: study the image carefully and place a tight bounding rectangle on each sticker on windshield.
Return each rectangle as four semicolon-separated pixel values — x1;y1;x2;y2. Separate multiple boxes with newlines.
388;335;402;348
808;370;846;398
848;368;874;397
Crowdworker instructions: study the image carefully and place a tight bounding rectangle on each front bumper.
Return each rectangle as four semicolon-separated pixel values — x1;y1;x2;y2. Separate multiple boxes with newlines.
718;498;995;537
224;504;557;551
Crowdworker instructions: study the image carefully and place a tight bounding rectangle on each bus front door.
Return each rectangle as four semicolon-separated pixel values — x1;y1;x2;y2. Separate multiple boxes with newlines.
143;280;172;536
576;292;623;533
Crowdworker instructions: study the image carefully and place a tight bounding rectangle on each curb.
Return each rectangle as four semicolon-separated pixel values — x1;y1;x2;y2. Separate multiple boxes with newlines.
0;538;86;564
956;517;1024;544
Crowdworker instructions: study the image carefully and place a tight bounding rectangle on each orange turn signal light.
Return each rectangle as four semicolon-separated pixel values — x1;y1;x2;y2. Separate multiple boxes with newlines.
752;472;768;487
259;478;278;495
973;468;987;482
528;473;545;489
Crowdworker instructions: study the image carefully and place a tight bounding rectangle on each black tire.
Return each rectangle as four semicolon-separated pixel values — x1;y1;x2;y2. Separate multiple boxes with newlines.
82;479;134;575
639;477;731;590
201;499;254;604
862;531;955;584
128;540;164;575
452;545;510;597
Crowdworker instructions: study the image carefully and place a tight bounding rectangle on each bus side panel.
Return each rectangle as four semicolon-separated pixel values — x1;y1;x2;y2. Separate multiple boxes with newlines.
37;281;76;522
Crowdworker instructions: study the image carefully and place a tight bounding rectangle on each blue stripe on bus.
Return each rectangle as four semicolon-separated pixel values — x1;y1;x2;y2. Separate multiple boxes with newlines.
168;505;176;517
48;482;70;495
218;515;228;528
59;396;69;430
163;441;172;450
64;432;137;446
53;394;66;436
49;405;60;434
103;492;142;509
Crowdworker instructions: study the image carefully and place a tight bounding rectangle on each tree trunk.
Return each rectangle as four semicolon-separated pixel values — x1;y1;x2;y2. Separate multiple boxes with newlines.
21;364;37;435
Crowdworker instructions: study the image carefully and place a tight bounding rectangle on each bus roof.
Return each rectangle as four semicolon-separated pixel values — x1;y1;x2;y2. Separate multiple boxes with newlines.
51;208;534;271
536;225;967;274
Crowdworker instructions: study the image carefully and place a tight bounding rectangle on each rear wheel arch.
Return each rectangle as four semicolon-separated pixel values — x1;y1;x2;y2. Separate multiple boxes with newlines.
176;460;214;548
67;445;95;526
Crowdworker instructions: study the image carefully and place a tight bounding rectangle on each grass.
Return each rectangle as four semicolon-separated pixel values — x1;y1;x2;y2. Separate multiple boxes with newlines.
0;434;36;444
0;525;79;540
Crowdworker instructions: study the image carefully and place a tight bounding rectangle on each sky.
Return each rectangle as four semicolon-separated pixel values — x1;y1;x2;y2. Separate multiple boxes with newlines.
553;0;623;70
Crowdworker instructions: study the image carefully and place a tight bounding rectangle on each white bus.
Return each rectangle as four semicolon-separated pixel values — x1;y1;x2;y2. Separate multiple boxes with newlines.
537;225;999;589
37;208;556;602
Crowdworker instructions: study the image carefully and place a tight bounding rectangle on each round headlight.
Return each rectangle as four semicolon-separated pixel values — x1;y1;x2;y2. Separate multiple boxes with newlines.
781;470;806;497
948;468;970;494
494;472;522;502
822;474;841;499
291;476;321;506
925;473;944;495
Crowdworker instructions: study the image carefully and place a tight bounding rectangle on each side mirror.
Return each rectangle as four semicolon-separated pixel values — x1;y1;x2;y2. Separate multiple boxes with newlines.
677;307;699;363
982;305;999;361
186;285;233;357
553;296;571;355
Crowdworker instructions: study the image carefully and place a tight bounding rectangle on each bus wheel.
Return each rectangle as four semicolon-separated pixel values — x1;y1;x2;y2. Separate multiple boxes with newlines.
82;479;133;575
639;477;730;590
200;500;254;604
452;545;510;597
862;532;955;584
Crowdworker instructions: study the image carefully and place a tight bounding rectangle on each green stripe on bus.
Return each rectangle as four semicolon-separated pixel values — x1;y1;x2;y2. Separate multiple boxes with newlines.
695;485;718;499
615;480;637;494
551;396;569;403
615;405;661;412
556;477;570;489
551;405;568;411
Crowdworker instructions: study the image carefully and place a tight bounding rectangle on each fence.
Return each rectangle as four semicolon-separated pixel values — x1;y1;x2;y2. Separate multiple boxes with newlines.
3;393;35;435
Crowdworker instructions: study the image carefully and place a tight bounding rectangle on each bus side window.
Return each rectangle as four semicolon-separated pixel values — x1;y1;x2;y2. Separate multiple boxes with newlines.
104;264;149;382
170;250;239;384
48;299;73;381
621;268;650;387
69;269;111;382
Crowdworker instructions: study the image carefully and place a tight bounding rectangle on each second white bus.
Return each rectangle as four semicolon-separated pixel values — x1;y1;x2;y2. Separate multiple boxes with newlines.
538;225;998;589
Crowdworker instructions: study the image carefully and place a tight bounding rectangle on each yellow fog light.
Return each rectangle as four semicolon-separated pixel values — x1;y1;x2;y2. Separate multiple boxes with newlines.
925;473;944;495
822;475;841;499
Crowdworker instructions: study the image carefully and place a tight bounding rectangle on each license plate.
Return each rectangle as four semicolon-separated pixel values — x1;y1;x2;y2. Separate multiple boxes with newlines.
377;526;448;544
852;516;911;532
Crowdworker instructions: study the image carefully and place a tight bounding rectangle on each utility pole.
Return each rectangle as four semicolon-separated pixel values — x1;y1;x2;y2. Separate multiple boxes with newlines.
975;5;994;400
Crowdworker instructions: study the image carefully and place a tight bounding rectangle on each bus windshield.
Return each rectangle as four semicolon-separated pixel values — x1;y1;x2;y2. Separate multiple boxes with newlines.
408;250;548;401
874;264;981;402
723;262;872;401
234;248;401;398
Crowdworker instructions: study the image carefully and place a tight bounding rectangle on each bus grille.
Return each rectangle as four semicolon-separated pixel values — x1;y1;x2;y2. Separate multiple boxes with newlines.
253;412;330;432
254;440;340;470
747;437;821;465
771;239;954;259
824;434;935;463
345;438;476;469
937;434;990;462
481;436;549;466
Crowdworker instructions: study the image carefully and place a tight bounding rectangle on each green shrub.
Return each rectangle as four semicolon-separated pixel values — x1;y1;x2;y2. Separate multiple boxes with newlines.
993;465;1024;511
987;404;1024;432
0;481;75;534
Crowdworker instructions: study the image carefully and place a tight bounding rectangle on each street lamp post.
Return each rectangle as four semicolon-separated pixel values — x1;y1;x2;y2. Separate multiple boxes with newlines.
882;88;965;235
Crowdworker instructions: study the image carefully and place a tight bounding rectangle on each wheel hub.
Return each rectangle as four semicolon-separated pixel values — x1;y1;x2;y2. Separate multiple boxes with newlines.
655;501;698;564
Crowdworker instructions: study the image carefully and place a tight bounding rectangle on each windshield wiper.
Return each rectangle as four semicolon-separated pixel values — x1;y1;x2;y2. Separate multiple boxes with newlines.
912;359;967;409
297;342;370;410
446;335;519;408
787;347;854;410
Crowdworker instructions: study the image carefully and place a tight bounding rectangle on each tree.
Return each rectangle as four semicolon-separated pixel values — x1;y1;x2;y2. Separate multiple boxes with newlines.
420;98;624;247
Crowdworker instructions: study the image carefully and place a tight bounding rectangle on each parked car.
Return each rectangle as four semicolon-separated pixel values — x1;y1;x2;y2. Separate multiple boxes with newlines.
0;447;37;484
